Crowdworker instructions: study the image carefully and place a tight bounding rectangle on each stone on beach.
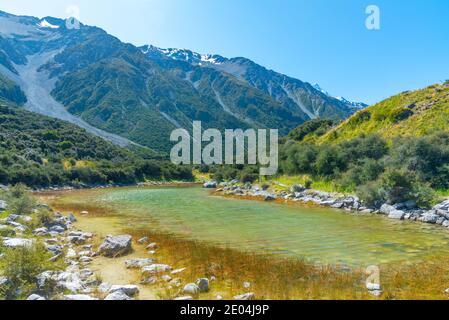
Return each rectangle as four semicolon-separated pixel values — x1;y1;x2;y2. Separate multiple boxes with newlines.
196;278;210;293
183;283;200;295
141;264;172;275
3;238;33;248
125;258;155;269
109;285;140;297
104;291;133;300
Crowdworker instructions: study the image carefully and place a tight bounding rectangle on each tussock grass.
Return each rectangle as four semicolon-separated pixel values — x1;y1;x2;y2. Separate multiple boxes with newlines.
124;228;371;300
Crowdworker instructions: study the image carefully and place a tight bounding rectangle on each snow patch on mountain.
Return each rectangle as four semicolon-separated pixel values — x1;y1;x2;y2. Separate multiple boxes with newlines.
312;83;367;110
38;19;60;29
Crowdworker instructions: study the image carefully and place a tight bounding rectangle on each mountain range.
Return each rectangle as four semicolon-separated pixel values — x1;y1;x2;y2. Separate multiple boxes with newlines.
0;10;364;154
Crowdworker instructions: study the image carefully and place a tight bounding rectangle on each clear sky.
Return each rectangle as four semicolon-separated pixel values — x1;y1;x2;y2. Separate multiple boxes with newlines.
1;0;449;104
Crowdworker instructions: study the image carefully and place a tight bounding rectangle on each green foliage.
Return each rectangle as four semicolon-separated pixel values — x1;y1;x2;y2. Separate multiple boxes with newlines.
320;83;449;144
3;184;36;215
287;119;335;142
0;104;193;188
0;243;61;299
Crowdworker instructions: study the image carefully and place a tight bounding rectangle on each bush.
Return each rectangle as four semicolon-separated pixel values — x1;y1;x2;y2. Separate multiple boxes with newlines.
378;169;415;204
0;243;60;299
4;184;37;215
356;180;384;207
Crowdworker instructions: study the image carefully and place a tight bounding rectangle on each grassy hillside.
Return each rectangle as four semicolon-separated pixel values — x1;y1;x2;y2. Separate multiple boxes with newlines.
0;103;192;188
319;82;449;144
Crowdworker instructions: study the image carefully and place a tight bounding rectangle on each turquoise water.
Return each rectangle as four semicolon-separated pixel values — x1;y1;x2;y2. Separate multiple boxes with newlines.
87;187;449;266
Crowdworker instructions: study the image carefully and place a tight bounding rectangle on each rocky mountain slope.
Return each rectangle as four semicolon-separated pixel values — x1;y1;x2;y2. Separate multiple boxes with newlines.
0;10;360;153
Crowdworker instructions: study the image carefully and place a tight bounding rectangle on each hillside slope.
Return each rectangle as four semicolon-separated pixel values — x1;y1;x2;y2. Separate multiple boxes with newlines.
319;82;449;144
0;103;186;187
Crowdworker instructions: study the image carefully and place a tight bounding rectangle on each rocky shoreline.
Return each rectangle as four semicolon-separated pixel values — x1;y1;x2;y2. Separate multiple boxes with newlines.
208;181;449;230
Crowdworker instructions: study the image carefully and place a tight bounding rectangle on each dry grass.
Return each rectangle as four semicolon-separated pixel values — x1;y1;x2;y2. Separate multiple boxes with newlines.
123;228;372;300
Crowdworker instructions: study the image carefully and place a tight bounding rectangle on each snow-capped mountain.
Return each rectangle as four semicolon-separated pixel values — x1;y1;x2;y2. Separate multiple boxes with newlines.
141;45;226;66
312;83;368;110
0;9;361;154
141;45;358;120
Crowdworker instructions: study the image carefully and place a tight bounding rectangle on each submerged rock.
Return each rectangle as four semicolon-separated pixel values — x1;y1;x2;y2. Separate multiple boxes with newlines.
125;258;154;269
98;235;133;257
196;278;209;293
388;210;405;220
183;283;200;295
142;264;172;275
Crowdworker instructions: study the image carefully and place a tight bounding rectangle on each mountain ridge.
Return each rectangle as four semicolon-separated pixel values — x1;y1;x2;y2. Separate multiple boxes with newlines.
1;10;360;153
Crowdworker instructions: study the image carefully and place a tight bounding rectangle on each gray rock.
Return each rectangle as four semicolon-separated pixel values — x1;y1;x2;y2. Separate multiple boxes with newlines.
203;181;217;189
49;225;66;234
0;277;10;286
145;242;158;250
388;210;405;220
104;291;133;300
380;204;396;215
137;237;149;244
161;275;172;282
171;268;187;275
3;238;33;248
33;227;49;236
109;285;139;297
125;258;154;269
234;292;255;300
183;283;200;295
419;211;440;224
142;264;172;275
6;214;19;222
196;278;209;293
64;294;98;300
46;244;63;255
175;296;193;300
26;294;46;300
98;235;133;257
68;213;77;223
264;195;276;201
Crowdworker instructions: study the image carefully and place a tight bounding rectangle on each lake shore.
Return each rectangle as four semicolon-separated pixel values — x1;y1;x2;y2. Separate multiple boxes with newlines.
211;181;449;231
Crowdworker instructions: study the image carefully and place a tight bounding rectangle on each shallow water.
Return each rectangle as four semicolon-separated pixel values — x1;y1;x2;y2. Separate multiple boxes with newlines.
60;186;449;266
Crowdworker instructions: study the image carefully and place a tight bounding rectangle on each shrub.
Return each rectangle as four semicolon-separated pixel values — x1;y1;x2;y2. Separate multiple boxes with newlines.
5;184;37;215
0;243;60;299
356;180;384;207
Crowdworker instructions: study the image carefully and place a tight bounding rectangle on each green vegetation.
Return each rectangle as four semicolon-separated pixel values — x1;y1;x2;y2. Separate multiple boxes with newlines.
0;243;62;299
0;73;26;106
0;104;193;188
2;184;37;215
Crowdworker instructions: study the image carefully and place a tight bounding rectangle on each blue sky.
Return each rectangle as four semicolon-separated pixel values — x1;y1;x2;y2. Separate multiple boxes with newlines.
2;0;449;104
